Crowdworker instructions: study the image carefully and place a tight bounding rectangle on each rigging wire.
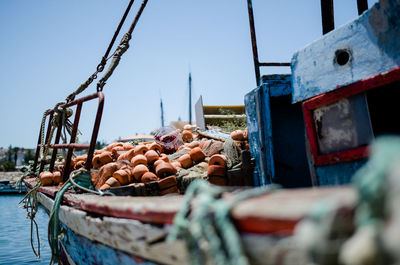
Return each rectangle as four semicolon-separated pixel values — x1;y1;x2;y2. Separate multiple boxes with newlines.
65;0;137;102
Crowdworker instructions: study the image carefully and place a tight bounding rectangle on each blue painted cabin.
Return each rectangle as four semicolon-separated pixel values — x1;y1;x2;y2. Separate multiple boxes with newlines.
246;0;400;187
245;75;312;187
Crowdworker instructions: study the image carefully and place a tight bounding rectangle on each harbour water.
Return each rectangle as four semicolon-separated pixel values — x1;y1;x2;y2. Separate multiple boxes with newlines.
0;195;51;265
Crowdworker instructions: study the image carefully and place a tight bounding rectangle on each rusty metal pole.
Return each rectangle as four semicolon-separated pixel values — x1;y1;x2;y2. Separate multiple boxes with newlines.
63;102;83;181
320;0;335;35
246;0;261;87
85;92;105;170
357;0;368;15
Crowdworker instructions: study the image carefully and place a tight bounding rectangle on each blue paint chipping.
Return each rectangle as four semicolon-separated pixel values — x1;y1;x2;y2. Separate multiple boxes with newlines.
315;159;367;185
291;0;400;102
245;75;311;187
60;224;158;265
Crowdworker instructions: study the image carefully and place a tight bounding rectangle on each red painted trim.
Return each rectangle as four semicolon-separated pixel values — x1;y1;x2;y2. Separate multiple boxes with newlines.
234;217;297;235
303;67;400;166
79;200;176;225
25;179;356;235
315;146;369;166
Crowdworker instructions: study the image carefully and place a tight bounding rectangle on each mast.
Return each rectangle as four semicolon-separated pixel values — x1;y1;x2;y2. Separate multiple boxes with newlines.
160;98;165;127
188;72;192;124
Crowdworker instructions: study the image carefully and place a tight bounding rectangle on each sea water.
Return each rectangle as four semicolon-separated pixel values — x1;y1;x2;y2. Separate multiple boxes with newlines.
0;195;51;265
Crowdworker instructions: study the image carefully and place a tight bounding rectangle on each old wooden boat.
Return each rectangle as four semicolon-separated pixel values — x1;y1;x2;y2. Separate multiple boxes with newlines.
0;179;25;194
23;0;400;264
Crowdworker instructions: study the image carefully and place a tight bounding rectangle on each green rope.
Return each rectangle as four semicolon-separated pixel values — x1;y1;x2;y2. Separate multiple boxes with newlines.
48;168;98;265
168;179;279;265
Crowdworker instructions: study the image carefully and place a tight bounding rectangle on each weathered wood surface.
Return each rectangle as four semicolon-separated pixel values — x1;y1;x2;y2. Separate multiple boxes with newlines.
26;177;357;234
28;177;358;265
232;186;357;234
291;0;400;102
37;191;188;265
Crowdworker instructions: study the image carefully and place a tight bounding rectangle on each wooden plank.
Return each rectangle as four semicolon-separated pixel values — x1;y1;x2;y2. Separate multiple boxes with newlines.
64;193;182;225
32;184;356;265
203;105;245;115
231;186;357;234
38;188;313;265
29;177;357;234
37;191;188;265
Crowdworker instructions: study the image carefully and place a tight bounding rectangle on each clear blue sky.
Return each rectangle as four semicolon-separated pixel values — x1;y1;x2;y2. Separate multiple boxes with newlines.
0;0;378;148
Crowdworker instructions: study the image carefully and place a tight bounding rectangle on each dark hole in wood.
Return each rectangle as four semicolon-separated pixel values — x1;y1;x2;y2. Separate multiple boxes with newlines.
270;95;312;188
335;49;350;66
366;80;400;136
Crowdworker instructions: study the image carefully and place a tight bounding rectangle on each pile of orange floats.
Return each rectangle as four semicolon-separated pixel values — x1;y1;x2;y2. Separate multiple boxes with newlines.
40;125;250;194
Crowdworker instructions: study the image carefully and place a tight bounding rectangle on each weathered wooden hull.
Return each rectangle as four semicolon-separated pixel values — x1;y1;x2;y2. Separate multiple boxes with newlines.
59;224;158;265
0;183;25;194
36;190;186;265
27;178;357;265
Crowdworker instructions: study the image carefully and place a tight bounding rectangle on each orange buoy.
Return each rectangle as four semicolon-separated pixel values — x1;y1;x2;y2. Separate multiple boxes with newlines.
117;149;136;161
230;130;245;141
158;175;177;190
189;147;205;163
160;153;169;162
99;151;113;164
149;142;163;154
155;162;176;178
134;145;149;156
131;154;147;168
141;172;159;183
111;146;125;159
132;164;149;181
184;124;193;131
40;171;53;186
178;154;193;169
181;130;193;142
105;177;121;187
53;171;63;185
208;176;228;186
123;142;134;150
160;186;180;196
74;155;87;162
171;161;181;169
188;141;200;149
145;150;159;164
207;165;226;177
92;155;102;169
74;160;85;169
94;149;105;155
94;163;119;189
209;154;227;167
105;142;123;152
153;159;164;170
113;169;130;185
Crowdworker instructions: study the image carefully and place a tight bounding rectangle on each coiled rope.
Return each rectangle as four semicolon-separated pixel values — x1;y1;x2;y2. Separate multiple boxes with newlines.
19;180;42;258
48;168;99;265
168;179;279;265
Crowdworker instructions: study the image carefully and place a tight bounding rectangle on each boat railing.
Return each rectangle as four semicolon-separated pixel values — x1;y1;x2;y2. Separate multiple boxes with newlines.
32;92;104;182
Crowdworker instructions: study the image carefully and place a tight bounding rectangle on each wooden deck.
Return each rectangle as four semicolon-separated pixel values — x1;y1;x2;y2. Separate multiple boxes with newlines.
25;177;357;234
